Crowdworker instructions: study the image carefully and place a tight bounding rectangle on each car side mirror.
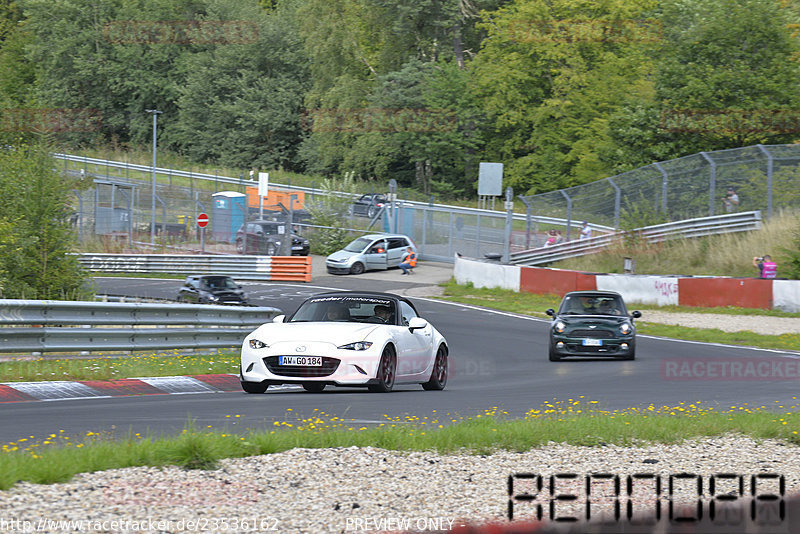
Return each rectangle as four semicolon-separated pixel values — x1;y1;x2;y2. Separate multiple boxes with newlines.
273;315;286;323
631;311;642;318
408;317;428;332
545;308;555;317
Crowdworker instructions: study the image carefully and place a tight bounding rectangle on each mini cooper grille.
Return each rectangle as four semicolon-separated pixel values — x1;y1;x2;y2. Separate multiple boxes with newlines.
570;329;615;338
263;356;341;377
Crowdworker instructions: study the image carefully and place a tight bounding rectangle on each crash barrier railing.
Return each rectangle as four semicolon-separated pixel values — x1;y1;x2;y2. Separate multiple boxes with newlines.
73;254;313;282
0;300;281;354
510;211;762;266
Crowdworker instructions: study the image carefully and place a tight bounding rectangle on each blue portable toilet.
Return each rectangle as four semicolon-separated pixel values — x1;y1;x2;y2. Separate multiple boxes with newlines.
211;191;246;243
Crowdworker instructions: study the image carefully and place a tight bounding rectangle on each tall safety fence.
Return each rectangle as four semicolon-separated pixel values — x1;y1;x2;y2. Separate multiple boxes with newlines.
519;144;800;235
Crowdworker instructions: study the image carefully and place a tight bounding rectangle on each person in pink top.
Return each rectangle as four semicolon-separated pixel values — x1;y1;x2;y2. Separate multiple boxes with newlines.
753;255;777;279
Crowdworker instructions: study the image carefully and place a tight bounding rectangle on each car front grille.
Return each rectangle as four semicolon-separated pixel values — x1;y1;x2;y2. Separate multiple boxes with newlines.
263;356;341;377
570;329;615;338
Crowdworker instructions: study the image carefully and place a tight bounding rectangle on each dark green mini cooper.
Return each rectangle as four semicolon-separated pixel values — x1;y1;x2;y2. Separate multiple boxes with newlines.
545;291;641;361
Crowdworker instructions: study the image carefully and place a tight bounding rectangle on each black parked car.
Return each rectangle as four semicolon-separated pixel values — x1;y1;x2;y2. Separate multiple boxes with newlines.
177;275;248;305
350;194;387;218
235;220;310;256
545;291;641;361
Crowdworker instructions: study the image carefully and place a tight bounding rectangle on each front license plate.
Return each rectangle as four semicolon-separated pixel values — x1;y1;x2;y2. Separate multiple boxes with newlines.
292;246;303;250
279;356;322;366
582;339;602;346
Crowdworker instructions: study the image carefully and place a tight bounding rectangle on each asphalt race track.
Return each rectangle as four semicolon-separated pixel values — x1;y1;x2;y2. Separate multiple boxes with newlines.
2;275;799;444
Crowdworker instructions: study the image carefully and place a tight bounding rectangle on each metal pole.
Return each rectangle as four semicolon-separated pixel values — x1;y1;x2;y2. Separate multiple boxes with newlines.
653;162;668;215
145;109;162;244
701;152;716;216
560;190;573;241
757;144;773;219
607;178;621;230
502;187;514;264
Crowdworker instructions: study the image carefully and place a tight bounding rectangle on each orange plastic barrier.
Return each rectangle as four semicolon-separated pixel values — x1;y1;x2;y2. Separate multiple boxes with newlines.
678;277;772;309
269;256;312;282
519;266;596;296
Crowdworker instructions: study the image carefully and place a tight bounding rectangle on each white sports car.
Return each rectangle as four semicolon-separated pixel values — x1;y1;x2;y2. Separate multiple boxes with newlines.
239;291;449;393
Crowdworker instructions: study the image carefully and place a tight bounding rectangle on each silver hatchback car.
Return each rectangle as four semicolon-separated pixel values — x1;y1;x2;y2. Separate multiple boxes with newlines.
326;233;417;275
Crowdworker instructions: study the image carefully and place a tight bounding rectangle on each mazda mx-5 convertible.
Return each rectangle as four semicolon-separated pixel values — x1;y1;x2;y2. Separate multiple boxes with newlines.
546;290;641;361
239;291;449;393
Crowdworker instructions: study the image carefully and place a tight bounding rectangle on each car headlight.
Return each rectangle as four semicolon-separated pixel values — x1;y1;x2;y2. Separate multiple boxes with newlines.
249;339;269;349
554;321;566;333
620;323;632;335
208;295;219;301
338;341;373;351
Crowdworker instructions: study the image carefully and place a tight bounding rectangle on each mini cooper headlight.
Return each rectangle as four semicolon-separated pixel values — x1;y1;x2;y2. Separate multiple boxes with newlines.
620;323;632;335
338;341;373;351
248;339;269;349
554;321;566;333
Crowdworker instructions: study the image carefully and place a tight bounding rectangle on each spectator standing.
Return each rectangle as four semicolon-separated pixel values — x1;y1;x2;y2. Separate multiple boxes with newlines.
753;255;777;279
579;221;592;241
722;187;740;212
399;247;417;275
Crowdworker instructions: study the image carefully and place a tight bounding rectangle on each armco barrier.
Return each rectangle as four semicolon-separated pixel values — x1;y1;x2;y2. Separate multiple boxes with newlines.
74;253;312;282
0;300;281;353
455;255;800;311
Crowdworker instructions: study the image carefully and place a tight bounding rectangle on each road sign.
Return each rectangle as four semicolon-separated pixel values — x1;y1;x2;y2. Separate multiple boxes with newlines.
197;213;209;228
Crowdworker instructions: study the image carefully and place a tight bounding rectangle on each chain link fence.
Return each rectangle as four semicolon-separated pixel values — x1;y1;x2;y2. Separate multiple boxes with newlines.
518;144;800;248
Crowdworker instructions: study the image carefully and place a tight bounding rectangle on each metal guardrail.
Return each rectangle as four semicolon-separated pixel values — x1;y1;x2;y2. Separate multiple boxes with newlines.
510;211;762;266
73;253;311;281
0;300;281;354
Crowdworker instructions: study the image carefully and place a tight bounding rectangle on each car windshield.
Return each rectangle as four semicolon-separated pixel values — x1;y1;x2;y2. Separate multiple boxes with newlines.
343;237;372;253
559;295;624;316
289;296;394;323
202;277;237;289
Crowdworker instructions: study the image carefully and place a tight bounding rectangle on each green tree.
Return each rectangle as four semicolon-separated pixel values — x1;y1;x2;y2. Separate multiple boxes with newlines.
0;142;87;299
470;0;659;194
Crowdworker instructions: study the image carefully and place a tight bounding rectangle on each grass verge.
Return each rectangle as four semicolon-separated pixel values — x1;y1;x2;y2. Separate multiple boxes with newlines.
2;402;800;490
0;351;238;382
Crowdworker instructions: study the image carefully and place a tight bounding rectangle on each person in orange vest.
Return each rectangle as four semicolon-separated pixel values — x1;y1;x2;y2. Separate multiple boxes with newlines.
399;247;417;275
753;254;777;279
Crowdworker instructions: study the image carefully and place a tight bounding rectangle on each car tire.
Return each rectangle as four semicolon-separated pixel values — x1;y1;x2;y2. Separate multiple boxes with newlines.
367;206;376;218
422;345;448;391
241;381;268;394
620;348;636;361
350;262;365;275
368;347;396;393
236;239;245;254
266;243;277;256
302;382;325;393
548;344;562;362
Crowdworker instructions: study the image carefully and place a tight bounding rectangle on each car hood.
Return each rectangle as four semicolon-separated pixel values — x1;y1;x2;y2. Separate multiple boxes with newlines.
247;322;379;345
555;315;630;327
327;250;358;262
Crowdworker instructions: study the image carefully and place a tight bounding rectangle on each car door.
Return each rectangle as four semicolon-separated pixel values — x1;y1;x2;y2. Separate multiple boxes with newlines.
181;278;201;303
386;238;408;267
364;238;388;270
393;301;433;377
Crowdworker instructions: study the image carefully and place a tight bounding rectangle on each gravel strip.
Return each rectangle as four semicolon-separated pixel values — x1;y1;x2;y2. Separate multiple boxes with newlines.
1;436;797;533
639;311;800;335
